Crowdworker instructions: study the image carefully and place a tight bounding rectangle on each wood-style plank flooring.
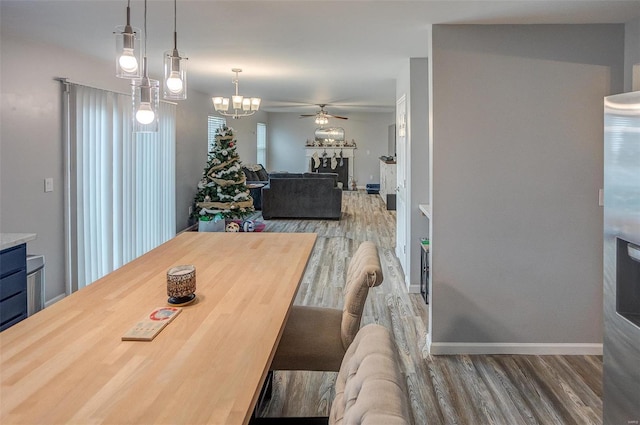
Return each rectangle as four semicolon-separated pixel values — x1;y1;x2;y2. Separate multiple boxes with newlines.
257;191;603;424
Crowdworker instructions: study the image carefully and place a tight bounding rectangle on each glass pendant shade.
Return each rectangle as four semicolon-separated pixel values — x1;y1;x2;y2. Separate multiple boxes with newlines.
251;98;261;111
132;77;159;133
163;49;187;100
232;95;243;110
115;25;141;78
213;97;230;111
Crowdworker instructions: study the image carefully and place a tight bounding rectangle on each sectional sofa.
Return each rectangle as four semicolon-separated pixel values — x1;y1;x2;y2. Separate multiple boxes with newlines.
261;172;342;220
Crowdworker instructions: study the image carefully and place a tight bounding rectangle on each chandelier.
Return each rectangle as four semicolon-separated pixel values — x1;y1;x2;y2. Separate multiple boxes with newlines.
212;69;261;119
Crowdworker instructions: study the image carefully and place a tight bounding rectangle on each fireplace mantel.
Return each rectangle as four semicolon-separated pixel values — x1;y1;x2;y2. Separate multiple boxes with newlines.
305;147;356;186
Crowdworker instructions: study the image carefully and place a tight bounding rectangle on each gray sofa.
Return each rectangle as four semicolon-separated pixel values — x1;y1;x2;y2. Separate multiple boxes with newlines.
261;172;342;219
241;164;269;184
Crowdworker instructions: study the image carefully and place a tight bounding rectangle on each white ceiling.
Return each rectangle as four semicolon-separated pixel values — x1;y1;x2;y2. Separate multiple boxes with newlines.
2;1;639;115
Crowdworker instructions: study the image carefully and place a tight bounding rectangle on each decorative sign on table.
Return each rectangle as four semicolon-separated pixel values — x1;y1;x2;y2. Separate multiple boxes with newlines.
122;307;182;341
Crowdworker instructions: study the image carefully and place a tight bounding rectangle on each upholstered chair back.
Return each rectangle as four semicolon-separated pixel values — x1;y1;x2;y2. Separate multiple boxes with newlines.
341;241;383;349
330;324;412;425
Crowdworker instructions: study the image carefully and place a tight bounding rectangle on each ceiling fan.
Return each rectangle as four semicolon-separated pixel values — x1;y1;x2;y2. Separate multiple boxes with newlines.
300;104;348;125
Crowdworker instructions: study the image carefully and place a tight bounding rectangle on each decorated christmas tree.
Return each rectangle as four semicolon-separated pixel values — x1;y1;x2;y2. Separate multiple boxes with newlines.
192;126;254;223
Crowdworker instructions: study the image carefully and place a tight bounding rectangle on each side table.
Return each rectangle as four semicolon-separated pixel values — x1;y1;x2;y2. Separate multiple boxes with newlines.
246;183;265;210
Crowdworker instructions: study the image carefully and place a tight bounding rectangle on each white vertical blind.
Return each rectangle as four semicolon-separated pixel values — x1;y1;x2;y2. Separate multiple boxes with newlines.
66;83;176;290
208;116;226;152
257;122;267;166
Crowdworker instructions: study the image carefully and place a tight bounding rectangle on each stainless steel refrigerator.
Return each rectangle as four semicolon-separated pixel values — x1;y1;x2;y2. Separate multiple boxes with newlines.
603;91;640;425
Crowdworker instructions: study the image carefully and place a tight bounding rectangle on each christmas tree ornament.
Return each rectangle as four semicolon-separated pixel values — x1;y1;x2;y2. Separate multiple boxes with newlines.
225;222;240;232
242;220;255;232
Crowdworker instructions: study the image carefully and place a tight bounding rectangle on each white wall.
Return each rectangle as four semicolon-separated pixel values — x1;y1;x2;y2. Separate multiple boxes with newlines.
266;112;393;187
429;24;624;352
223;111;269;168
625;17;640;91
409;59;430;291
395;58;430;291
0;34;212;302
176;89;218;231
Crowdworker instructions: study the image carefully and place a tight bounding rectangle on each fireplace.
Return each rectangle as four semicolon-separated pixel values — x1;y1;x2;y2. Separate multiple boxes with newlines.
311;158;349;188
305;147;355;189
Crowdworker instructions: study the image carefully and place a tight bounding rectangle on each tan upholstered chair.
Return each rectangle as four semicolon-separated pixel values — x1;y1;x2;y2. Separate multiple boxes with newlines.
330;324;412;425
251;324;411;425
270;241;384;372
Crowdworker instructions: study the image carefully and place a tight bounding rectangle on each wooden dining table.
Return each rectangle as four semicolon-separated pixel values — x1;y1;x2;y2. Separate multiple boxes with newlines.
0;232;317;425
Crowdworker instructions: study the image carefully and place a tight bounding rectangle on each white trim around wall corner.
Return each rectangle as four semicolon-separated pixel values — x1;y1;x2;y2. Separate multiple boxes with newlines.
427;341;603;355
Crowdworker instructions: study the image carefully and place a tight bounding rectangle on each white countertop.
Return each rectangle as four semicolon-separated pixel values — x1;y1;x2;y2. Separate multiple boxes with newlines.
0;233;37;251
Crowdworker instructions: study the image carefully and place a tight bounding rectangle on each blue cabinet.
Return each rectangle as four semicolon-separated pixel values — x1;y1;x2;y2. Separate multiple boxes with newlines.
1;243;27;331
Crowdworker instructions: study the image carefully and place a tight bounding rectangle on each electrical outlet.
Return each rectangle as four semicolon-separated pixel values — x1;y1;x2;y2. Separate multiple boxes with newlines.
188;206;193;215
44;178;54;193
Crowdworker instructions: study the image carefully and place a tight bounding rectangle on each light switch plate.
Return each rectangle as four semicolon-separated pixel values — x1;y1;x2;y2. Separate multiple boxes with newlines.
599;188;604;206
44;178;53;192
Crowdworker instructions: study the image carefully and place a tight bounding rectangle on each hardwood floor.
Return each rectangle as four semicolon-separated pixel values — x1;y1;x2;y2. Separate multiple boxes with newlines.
258;191;603;424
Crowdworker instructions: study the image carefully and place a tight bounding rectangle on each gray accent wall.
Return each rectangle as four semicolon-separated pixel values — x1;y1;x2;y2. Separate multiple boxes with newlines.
429;24;624;349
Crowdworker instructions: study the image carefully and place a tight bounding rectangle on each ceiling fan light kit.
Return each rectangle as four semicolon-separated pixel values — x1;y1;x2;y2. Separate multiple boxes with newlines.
212;69;261;119
301;104;349;125
315;114;329;125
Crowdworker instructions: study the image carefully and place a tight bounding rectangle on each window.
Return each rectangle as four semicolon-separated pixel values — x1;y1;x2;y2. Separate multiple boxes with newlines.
63;82;176;291
257;122;267;166
208;116;226;152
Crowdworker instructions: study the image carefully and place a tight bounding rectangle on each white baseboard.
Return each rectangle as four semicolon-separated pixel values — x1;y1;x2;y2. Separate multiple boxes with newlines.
45;293;66;308
427;340;603;355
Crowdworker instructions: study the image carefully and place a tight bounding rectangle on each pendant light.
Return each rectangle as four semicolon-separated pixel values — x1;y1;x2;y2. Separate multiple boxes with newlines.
163;0;188;100
132;0;159;132
114;0;141;79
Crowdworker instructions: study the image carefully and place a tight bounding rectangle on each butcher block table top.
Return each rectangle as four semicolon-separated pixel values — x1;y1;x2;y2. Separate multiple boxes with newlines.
0;232;317;425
